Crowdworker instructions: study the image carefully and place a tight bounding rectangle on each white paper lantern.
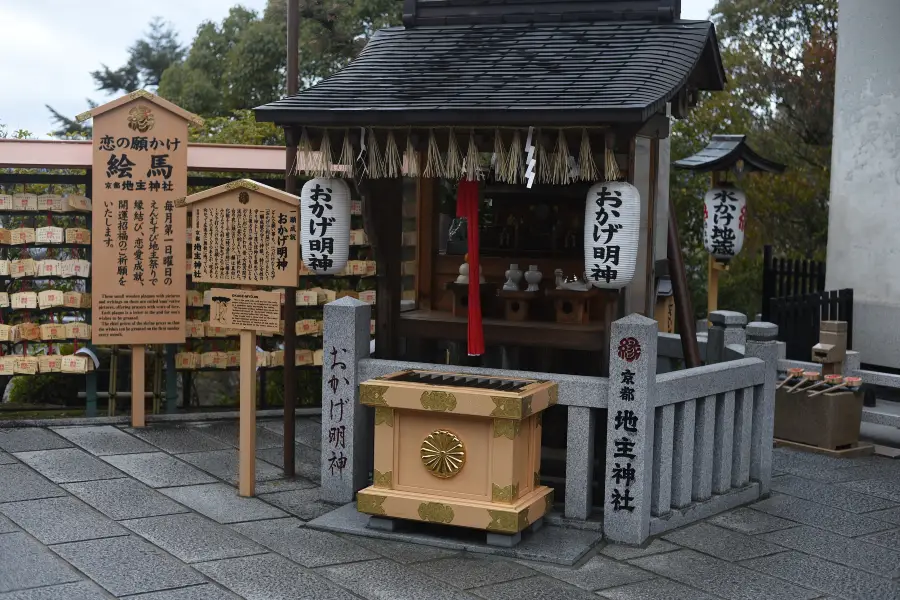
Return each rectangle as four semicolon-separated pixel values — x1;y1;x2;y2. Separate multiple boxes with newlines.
703;185;746;261
584;181;641;290
300;178;351;275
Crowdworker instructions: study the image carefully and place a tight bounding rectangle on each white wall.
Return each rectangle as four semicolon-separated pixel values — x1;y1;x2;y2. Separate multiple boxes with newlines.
827;0;900;369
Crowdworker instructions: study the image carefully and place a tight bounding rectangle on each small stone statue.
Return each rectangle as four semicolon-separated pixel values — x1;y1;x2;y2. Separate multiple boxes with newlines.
524;265;542;292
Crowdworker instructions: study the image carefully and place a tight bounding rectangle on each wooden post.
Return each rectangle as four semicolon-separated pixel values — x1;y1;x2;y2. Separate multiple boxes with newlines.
131;346;145;427
667;196;701;368
707;254;718;318
239;328;257;497
282;0;301;477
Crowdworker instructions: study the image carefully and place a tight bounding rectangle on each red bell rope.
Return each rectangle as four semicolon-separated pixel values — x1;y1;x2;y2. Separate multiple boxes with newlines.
455;180;484;356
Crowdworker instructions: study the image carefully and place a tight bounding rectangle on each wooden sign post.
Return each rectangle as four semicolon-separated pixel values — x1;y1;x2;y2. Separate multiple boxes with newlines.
177;179;299;496
78;91;200;427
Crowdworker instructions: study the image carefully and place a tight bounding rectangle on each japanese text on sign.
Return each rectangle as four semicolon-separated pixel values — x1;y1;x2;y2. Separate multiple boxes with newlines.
326;346;350;477
610;336;643;513
589;185;624;285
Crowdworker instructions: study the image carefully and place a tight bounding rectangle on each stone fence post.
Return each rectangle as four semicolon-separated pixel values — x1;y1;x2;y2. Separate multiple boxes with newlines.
707;311;747;364
604;314;658;545
744;322;778;496
320;297;372;504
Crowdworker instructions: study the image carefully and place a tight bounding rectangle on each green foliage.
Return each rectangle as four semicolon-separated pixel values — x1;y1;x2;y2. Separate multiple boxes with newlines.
9;373;80;407
671;0;837;320
159;0;401;118
93;17;186;93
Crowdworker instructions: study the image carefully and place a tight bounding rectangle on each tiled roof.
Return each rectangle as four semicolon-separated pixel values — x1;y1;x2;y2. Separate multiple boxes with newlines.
255;20;724;128
674;134;786;173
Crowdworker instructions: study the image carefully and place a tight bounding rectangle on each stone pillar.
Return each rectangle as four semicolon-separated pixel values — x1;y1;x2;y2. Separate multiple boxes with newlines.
744;322;778;496
564;407;595;520
320;297;372;504
708;311;747;364
827;0;900;369
603;314;658;545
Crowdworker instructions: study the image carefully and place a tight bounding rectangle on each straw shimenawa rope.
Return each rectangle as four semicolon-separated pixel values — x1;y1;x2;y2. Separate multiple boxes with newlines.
463;130;480;181
492;128;507;181
423;129;445;178
445;128;462;180
383;131;402;178
318;129;333;177
297;127;313;175
504;131;523;184
338;129;354;178
578;128;599;181
553;129;571;185
366;128;385;179
402;130;419;177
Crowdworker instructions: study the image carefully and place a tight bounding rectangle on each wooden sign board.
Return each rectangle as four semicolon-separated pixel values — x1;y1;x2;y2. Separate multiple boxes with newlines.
180;181;299;288
210;288;281;333
88;91;193;345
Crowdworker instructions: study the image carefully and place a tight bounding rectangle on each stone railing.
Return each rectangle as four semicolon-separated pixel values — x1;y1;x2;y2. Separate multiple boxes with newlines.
319;298;777;546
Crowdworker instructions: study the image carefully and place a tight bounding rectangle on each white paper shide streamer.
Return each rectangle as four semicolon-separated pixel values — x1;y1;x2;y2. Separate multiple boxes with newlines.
584;181;640;290
300;178;351;275
703;185;746;261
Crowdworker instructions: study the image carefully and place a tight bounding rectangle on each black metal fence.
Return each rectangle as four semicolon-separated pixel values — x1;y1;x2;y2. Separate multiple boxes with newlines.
761;245;826;320
768;289;854;361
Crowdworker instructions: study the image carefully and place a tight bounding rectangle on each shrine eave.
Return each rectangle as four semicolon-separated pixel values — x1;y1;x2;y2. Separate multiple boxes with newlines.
254;20;725;129
673;134;786;174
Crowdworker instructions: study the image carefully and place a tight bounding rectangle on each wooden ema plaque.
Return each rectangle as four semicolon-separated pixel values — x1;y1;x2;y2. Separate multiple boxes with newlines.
177;179;299;288
357;370;557;536
81;90;201;428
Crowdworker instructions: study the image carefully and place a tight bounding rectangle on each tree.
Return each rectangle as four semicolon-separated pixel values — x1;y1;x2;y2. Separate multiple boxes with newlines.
670;0;837;319
159;0;401;118
92;17;186;94
46;18;184;138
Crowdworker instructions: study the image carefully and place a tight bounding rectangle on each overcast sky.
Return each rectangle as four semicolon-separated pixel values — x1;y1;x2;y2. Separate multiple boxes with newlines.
0;0;716;138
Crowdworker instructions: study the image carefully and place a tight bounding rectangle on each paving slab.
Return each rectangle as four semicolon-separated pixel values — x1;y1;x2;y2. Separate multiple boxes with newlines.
0;464;66;503
0;496;127;545
178;450;284;484
661;522;786;562
596;578;721;600
230;517;376;567
859;526;900;552
795;461;900;484
307;502;602;566
749;494;893;537
258;487;337;521
117;583;241;599
122;513;267;563
415;556;536;589
256;443;320;481
50;536;205;597
250;477;317;495
469;574;599;600
760;525;900;577
0;581;111;600
516;555;653;592
742;550;900;600
14;449;125;484
318;558;478;600
0;533;81;592
0;451;17;465
51;426;155;456
259;418;322;448
0;429;71;453
841;477;900;503
706;507;797;535
772;447;874;473
339;534;459;564
599;539;678;561
100;452;216;488
61;478;190;521
630;548;819;600
184;422;283;449
866;506;900;526
123;426;231;454
159;483;287;524
771;474;899;513
195;553;356;600
0;514;18;534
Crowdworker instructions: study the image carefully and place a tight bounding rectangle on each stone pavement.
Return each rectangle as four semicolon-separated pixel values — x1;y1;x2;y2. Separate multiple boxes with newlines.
2;419;900;599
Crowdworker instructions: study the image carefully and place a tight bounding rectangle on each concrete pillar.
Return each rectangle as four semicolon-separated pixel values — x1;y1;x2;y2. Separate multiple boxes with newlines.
827;0;900;369
744;322;779;496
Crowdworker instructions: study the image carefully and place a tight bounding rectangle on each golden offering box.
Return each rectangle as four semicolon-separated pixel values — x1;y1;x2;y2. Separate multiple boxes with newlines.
357;370;557;536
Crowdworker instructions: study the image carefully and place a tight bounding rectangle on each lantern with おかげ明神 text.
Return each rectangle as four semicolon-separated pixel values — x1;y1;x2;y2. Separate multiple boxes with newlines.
584;181;641;290
300;177;351;275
